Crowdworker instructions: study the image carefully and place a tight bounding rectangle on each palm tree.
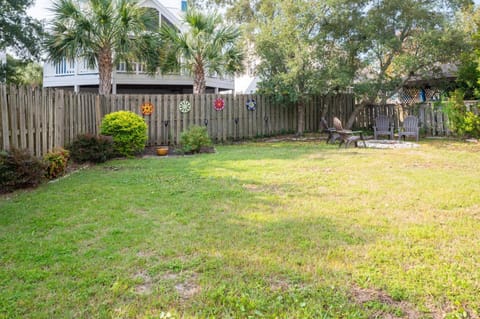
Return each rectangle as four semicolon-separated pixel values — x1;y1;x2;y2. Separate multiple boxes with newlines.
46;0;160;95
160;10;244;94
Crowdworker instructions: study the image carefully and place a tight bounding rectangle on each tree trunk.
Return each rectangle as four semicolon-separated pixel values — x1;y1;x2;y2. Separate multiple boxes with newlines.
345;100;369;130
98;48;113;96
296;101;305;136
193;63;206;94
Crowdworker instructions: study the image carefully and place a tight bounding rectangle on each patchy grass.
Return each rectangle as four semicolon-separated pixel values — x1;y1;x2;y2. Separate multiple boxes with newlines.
1;139;480;318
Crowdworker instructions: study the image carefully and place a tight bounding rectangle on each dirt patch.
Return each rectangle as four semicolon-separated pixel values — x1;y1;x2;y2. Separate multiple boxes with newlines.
174;273;201;300
160;272;179;281
134;271;153;295
269;278;291;292
137;250;156;258
351;286;421;319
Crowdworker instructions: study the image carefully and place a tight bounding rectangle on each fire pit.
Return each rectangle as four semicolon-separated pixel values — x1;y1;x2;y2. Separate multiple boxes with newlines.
360;140;420;149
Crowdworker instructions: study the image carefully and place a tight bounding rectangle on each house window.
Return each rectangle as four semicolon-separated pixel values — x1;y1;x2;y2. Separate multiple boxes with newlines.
181;0;187;12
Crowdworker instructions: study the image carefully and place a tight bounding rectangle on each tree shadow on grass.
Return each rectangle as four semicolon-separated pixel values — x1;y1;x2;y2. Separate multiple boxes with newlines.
0;143;418;318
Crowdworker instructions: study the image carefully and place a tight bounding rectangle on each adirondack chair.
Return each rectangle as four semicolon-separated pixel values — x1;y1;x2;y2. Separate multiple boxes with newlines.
333;117;366;148
320;117;339;144
398;116;419;141
373;115;394;140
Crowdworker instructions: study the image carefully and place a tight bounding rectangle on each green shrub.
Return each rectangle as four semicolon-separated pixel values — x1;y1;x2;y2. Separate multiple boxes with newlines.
67;134;115;163
0;148;46;193
44;148;70;180
100;111;147;157
461;111;480;138
445;90;480;138
179;125;213;153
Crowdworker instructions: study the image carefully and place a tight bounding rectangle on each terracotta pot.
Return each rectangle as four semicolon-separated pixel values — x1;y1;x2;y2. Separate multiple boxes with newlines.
156;147;168;156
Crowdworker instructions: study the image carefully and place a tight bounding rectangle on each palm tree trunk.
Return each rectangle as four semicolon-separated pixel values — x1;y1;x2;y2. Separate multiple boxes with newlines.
296;101;305;136
193;63;206;94
98;48;113;96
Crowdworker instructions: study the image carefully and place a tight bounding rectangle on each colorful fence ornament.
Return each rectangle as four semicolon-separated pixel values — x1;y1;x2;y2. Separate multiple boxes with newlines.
141;102;154;116
246;99;256;111
178;100;191;113
214;98;225;111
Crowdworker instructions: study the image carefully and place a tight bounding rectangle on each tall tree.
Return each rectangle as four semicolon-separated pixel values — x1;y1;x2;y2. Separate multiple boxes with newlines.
318;0;472;128
0;0;44;60
254;0;321;135
199;0;472;130
46;0;161;95
160;10;244;94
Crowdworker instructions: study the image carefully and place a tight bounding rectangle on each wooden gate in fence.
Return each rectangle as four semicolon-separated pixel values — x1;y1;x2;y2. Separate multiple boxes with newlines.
0;85;355;157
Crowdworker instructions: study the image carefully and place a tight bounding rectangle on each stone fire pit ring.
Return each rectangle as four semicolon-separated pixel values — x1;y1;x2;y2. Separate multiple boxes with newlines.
360;140;420;149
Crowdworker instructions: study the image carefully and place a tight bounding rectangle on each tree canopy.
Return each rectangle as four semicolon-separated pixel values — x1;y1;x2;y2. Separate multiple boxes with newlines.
196;0;473;130
1;55;43;87
160;10;244;94
0;0;44;60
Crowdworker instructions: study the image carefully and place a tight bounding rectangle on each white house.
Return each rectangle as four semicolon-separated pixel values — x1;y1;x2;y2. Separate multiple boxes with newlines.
42;0;235;94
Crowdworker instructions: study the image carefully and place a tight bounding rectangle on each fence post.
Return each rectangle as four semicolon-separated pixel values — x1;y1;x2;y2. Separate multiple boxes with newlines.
1;85;9;150
95;95;101;135
55;90;65;148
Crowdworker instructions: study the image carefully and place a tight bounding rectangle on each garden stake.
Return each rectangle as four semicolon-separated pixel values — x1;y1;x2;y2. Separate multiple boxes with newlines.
163;120;169;145
264;116;269;136
234;118;239;140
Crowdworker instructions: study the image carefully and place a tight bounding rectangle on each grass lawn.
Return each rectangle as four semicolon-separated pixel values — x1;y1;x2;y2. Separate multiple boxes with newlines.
1;138;480;318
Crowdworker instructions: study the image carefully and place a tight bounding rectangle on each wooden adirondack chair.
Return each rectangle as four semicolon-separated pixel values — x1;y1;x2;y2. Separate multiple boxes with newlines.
320;117;339;144
398;116;419;142
373;115;394;140
333;117;366;148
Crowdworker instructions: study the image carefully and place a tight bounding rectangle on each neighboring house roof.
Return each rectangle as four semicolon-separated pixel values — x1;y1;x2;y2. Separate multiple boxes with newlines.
404;63;457;88
138;0;184;30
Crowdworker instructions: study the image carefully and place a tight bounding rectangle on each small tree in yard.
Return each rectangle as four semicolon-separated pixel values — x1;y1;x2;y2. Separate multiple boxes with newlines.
253;0;321;136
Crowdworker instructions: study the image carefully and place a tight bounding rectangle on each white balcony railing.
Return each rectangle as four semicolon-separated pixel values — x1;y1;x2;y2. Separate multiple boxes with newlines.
54;58;75;75
46;58;235;83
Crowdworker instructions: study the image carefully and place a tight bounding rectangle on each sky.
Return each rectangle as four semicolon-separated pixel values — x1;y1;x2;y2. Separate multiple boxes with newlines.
28;0;53;20
27;0;480;20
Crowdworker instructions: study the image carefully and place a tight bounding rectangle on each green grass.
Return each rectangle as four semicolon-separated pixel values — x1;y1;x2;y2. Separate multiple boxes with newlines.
1;139;480;318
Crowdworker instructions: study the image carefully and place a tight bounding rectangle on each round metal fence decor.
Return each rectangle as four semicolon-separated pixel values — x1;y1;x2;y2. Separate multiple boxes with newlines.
141;102;154;116
214;98;225;111
246;99;256;111
178;100;191;113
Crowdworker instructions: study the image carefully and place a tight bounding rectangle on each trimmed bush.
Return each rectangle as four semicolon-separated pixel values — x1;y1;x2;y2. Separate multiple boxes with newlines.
0;148;46;193
100;111;147;157
67;134;115;163
44;148;70;179
179;125;213;153
445;89;480;138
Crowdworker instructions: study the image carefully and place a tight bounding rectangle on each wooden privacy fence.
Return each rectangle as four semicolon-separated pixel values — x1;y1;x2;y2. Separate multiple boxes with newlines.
0;85;99;157
1;85;355;157
355;103;451;136
101;93;354;146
